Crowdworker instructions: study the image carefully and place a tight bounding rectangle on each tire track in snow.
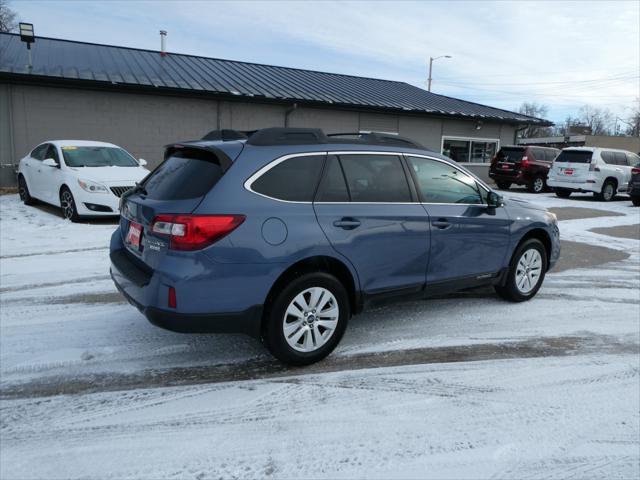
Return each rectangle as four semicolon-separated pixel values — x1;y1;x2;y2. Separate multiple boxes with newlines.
2;334;637;399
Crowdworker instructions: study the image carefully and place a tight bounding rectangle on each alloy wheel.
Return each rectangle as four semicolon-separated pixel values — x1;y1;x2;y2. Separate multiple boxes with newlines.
515;248;543;294
282;287;339;352
18;178;27;201
603;183;614;201
533;177;544;193
61;190;75;220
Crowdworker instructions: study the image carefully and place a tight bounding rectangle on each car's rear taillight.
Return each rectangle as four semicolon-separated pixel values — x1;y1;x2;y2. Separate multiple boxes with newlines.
520;156;530;168
632;167;640;175
151;214;245;251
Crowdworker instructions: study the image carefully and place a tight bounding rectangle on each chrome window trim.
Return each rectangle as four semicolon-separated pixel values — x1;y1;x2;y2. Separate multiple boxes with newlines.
244;150;494;205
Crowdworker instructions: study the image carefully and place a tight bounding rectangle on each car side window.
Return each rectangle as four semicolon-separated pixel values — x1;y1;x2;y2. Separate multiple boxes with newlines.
338;154;411;203
546;150;558;162
601;151;616;164
251;155;325;202
613;152;628;166
627;153;640;166
407;156;483;204
46;145;60;164
315;155;350;202
30;144;48;161
532;148;546;161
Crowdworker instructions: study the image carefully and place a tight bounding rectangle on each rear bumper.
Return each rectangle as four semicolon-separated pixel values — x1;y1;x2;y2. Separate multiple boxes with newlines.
547;178;599;193
110;257;263;337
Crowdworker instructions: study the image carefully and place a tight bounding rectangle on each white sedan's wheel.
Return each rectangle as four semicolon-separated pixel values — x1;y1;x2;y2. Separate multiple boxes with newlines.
283;287;339;352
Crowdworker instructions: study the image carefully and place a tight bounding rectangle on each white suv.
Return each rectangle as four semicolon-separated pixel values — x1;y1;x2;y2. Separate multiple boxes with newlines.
547;147;639;201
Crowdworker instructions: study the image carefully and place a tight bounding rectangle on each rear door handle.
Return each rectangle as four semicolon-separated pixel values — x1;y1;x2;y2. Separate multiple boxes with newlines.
333;217;361;230
432;219;452;230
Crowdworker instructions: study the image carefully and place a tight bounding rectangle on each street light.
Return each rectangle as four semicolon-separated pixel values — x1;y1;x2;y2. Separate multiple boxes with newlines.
427;55;451;92
19;23;35;70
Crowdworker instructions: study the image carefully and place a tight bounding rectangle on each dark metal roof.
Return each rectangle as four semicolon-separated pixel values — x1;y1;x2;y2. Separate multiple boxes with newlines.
0;33;551;125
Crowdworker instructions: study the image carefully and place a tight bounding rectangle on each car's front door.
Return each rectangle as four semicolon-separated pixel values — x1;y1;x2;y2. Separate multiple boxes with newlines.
405;155;512;285
314;153;430;296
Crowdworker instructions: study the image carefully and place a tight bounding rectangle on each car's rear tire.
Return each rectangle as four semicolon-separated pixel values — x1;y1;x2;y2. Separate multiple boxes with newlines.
594;180;616;202
262;272;349;366
495;238;547;302
632;197;640;207
18;175;36;206
496;181;511;190
60;186;81;222
527;176;546;194
554;188;571;198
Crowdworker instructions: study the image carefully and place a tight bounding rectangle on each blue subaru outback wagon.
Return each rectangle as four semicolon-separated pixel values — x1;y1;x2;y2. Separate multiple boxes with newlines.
111;128;560;365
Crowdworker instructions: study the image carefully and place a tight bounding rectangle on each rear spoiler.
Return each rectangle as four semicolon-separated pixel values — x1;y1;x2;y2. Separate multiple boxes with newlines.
163;143;234;172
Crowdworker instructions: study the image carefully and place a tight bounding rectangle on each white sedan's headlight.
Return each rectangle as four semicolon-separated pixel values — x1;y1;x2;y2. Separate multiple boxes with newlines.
78;179;108;193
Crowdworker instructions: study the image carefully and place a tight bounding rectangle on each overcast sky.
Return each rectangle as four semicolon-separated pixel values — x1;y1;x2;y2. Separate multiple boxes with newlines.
11;0;640;125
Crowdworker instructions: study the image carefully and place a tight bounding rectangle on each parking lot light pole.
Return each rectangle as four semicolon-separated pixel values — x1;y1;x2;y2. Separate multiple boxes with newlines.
19;23;36;70
428;55;451;92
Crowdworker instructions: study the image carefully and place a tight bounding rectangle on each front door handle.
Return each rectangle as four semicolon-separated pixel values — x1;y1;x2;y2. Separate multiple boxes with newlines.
432;219;452;230
333;217;361;230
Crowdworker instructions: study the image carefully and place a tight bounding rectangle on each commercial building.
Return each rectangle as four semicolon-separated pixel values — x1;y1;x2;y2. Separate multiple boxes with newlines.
0;32;551;186
518;135;640;152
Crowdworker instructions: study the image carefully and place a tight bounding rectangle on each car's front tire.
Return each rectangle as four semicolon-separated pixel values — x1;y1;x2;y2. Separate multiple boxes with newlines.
263;272;350;365
18;175;36;206
496;181;511;190
60;186;81;222
554;188;571;198
632;197;640;207
495;238;547;302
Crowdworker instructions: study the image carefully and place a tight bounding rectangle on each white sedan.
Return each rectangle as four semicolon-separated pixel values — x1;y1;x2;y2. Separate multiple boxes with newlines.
17;140;150;221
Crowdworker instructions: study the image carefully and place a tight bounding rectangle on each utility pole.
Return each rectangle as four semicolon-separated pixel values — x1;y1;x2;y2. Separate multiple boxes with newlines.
427;55;452;92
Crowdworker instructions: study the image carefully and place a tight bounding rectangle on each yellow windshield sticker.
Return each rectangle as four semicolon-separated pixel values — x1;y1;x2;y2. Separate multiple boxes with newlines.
61;146;78;150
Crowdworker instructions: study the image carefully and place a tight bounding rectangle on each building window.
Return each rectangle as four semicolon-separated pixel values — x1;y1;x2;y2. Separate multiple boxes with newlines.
442;137;499;163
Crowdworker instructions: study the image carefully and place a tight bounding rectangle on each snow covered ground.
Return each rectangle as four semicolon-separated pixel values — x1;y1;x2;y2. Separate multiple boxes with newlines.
1;191;639;479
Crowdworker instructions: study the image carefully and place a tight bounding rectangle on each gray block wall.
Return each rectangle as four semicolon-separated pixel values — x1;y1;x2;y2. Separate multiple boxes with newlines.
1;83;513;186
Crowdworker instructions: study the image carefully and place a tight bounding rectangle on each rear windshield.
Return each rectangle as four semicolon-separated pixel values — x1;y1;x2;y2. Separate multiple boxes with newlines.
62;146;138;167
143;152;224;200
554;151;593;163
497;148;525;161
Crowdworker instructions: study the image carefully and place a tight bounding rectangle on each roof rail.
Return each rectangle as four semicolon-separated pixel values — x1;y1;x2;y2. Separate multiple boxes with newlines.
198;127;424;149
246;128;328;146
327;132;423;149
201;129;248;141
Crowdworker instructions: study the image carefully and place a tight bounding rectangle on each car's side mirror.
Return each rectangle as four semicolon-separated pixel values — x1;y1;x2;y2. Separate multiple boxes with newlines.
138;158;148;166
487;191;504;208
42;158;58;167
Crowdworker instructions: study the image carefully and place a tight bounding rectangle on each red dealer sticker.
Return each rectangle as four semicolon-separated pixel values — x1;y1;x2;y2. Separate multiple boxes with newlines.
126;222;142;249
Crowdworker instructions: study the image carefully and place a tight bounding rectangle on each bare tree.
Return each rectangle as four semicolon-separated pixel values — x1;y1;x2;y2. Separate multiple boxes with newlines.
578;105;614;136
516;102;553;138
623;100;640;137
0;0;18;32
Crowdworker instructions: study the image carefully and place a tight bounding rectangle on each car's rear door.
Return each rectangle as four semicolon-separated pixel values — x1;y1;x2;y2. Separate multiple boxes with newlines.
405;155;511;285
24;144;48;200
313;153;430;295
613;152;633;192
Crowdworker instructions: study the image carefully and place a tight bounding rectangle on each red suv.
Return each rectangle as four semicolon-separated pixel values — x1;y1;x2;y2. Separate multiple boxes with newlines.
489;146;560;193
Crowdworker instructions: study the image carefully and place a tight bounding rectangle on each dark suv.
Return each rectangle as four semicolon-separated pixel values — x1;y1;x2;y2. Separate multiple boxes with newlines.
111;128;560;365
489;146;560;193
629;161;640;206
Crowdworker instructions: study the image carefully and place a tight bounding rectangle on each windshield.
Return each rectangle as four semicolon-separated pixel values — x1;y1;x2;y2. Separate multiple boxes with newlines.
61;146;139;167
